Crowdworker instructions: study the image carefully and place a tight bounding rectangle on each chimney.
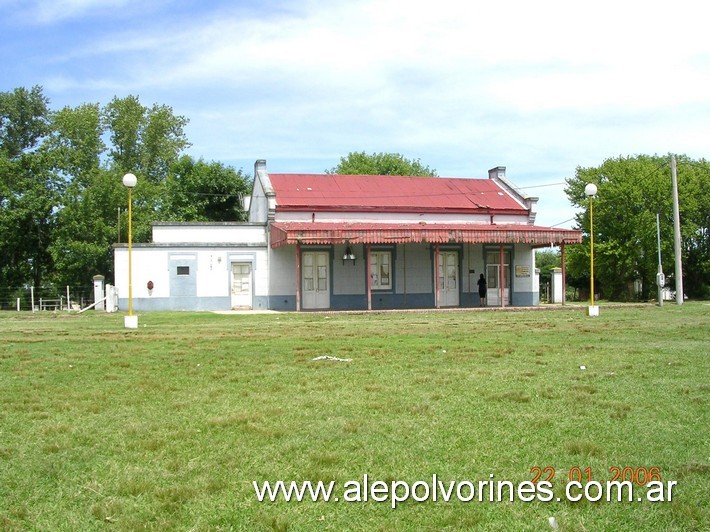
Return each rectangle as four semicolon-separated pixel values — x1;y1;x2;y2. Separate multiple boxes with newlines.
254;159;267;175
488;166;506;180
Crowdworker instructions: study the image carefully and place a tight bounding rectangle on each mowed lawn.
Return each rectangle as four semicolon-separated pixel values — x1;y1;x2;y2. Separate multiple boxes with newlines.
0;304;708;531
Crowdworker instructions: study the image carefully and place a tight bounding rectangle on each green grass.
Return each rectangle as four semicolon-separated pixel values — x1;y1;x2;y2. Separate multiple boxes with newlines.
0;304;708;531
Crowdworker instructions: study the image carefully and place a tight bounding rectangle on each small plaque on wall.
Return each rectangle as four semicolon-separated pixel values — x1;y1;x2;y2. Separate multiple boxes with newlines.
515;265;531;277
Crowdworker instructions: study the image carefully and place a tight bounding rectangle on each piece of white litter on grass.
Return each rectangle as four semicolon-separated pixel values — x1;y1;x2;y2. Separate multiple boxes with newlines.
312;355;352;362
548;516;559;529
579;365;586;370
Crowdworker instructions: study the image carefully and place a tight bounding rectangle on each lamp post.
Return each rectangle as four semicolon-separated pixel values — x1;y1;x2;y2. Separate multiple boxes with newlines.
584;183;599;316
123;173;138;329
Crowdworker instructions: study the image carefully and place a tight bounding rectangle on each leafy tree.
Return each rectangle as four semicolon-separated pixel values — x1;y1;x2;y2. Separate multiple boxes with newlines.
535;249;561;286
46;97;191;289
161;156;251;222
45;103;105;184
1;86;251;294
565;154;709;300
44;103;109;287
328;151;437;176
49;168;126;288
0;86;57;290
102;96;190;182
100;97;193;259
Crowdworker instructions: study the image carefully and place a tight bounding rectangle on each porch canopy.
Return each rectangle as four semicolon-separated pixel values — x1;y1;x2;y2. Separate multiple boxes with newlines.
271;222;582;248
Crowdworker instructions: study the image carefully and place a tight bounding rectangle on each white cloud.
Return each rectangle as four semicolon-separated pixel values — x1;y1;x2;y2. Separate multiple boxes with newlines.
9;0;709;226
12;0;145;24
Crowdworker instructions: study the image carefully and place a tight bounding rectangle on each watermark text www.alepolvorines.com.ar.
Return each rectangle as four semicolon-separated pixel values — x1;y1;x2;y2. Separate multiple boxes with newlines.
253;474;677;508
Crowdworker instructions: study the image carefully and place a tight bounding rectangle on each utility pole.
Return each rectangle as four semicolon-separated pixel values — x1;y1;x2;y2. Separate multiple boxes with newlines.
670;155;683;305
656;213;663;306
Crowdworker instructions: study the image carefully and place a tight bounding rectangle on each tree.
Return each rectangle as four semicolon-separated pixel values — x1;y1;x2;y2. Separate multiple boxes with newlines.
0;86;57;290
102;96;190;182
161;156;251;222
535;249;561;286
327;151;437;176
45;103;105;185
565;154;709;300
49;168;127;288
47;97;193;289
1;86;251;294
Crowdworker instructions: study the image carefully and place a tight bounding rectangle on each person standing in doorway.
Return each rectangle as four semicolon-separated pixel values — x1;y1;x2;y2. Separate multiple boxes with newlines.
477;273;487;306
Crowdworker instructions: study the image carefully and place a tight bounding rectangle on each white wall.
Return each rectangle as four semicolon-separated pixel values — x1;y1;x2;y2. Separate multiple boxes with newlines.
333;244;365;295
196;252;230;297
284;212;526;226
152;223;266;244
115;245;269;302
269;246;297;296
276;211;530;225
512;245;535;293
395;244;432;293
115;247;171;300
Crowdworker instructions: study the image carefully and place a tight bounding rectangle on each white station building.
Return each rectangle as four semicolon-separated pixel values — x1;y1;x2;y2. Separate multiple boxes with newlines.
114;160;581;311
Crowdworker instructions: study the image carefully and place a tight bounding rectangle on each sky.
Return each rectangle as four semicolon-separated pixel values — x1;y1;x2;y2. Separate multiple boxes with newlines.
2;0;709;228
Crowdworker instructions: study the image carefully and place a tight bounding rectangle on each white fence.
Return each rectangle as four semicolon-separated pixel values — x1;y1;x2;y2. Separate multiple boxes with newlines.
0;286;94;312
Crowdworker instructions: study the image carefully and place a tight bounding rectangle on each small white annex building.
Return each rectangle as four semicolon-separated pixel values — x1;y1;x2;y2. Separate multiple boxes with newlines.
114;160;581;311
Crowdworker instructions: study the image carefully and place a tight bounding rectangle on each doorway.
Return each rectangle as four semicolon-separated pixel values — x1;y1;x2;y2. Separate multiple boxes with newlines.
230;262;253;309
486;250;510;306
437;251;460;307
302;251;330;309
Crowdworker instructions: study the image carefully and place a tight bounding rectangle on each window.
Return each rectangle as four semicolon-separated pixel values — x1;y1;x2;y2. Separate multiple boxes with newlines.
176;266;190;276
370;251;391;290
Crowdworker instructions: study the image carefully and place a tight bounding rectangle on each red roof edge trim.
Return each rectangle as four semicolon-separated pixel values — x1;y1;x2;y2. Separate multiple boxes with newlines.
270;223;582;248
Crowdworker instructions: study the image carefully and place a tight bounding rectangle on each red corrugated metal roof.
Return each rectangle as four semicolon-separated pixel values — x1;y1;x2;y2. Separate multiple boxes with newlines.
271;222;582;248
268;173;527;214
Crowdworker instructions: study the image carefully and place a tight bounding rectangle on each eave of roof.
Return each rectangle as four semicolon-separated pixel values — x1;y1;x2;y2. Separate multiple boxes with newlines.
270;222;582;248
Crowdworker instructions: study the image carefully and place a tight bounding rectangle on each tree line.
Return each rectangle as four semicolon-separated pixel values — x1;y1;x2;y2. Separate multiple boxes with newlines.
2;85;708;304
565;155;709;300
0;86;251;305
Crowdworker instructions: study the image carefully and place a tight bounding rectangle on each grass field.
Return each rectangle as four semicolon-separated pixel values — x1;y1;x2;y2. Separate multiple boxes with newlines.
0;303;708;531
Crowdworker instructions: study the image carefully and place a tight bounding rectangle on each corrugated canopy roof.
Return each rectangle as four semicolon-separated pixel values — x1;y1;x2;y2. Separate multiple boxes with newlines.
271;222;582;248
268;173;528;214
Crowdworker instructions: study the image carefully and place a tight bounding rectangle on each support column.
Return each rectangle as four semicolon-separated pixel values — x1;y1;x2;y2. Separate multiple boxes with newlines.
366;244;372;311
402;245;407;308
499;244;505;308
671;154;683;305
551;268;563;303
295;242;301;312
434;243;440;308
561;243;566;305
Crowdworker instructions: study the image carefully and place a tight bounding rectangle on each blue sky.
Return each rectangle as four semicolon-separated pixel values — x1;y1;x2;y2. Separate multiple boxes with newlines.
2;0;709;228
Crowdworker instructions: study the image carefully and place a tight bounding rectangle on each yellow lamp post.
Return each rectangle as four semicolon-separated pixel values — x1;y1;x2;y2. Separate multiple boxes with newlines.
584;183;599;316
123;173;138;328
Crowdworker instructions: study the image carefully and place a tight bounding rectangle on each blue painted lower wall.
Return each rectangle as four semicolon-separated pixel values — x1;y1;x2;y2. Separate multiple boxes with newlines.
121;291;538;311
120;296;230;312
511;292;537;306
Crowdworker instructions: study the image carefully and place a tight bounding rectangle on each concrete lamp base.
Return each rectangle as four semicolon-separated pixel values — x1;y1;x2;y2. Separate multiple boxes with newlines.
587;305;600;317
124;315;139;329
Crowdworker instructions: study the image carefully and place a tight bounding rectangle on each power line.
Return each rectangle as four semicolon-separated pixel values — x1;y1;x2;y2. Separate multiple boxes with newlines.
517;182;566;189
549;217;576;228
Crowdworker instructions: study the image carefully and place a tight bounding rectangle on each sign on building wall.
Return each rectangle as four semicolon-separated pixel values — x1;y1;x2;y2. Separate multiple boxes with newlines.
515;265;531;277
